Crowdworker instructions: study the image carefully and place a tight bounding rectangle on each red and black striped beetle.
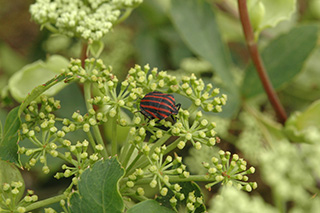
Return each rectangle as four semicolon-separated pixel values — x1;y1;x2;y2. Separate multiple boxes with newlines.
139;91;181;121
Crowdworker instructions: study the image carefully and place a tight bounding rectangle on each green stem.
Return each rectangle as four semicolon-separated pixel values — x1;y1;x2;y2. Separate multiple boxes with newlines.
25;194;67;212
115;8;133;25
125;137;183;176
111;116;118;156
57;152;75;165
119;136;132;163
83;82;108;157
149;134;172;156
187;103;198;115
164;137;184;155
272;189;286;213
122;144;136;168
125;152;143;174
122;175;213;185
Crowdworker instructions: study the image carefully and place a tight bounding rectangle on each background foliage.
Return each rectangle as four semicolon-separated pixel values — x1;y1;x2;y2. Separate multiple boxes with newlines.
1;0;320;212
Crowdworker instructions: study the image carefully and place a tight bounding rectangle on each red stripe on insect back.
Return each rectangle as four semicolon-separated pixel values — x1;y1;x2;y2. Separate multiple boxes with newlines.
144;109;159;119
140;104;172;114
140;99;176;111
143;95;175;106
144;109;168;120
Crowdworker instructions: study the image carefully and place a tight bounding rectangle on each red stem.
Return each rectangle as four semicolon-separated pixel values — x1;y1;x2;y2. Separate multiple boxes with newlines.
80;42;88;68
237;0;287;124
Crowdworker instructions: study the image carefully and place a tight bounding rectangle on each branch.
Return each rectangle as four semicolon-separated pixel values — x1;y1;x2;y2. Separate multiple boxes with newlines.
237;0;287;124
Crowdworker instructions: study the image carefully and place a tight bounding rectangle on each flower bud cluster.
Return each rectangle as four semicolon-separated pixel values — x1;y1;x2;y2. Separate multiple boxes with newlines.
66;58;136;124
30;0;143;41
171;110;218;149
22;95;60;133
180;74;227;113
66;58;112;84
185;191;204;212
127;64;180;93
0;182;38;212
54;139;101;180
202;151;257;192
69;110;102;133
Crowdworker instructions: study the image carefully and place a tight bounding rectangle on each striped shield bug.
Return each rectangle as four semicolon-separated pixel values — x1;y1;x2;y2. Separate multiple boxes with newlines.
139;91;181;121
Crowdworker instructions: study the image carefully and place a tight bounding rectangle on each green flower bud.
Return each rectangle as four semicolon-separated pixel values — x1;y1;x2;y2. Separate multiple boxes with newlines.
177;141;186;149
11;188;19;195
187;203;195;211
149;165;157;173
42;166;50;174
248;0;265;31
195;142;202;150
126;181;134;188
17;207;26;213
31;195;38;201
95;144;104;151
83;123;90;132
174;184;181;192
150;179;157;188
208;167;217;174
137;187;145;196
160;187;168;196
170;196;177;204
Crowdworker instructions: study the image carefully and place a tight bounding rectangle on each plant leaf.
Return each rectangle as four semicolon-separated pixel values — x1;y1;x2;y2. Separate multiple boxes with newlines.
156;181;206;213
88;40;105;58
0;160;25;203
284;99;320;143
19;72;73;115
254;0;296;34
0;107;21;165
8;55;70;102
127;200;174;213
242;25;318;98
69;157;125;213
170;0;234;87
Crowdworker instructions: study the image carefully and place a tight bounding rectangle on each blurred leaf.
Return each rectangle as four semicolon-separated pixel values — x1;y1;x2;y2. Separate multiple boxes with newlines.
242;25;318;98
284;99;320;143
43;35;72;53
135;31;166;69
69;157;125;213
0;43;26;75
8;55;69;102
170;0;234;87
127;200;174;213
280;47;320;110
156;182;206;213
252;0;296;35
88;40;105;58
0;107;21;165
19;72;73;116
105;109;131;144
0;160;25;203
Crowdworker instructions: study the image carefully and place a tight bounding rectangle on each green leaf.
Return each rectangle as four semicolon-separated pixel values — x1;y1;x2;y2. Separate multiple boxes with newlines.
284;99;320;143
127;200;174;213
0;119;2;142
0;107;21;165
0;160;25;204
156;182;206;213
69;157;125;213
19;72;73;115
8;55;69;102
170;0;234;87
242;25;318;98
88;40;105;58
251;0;296;34
0;43;26;75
